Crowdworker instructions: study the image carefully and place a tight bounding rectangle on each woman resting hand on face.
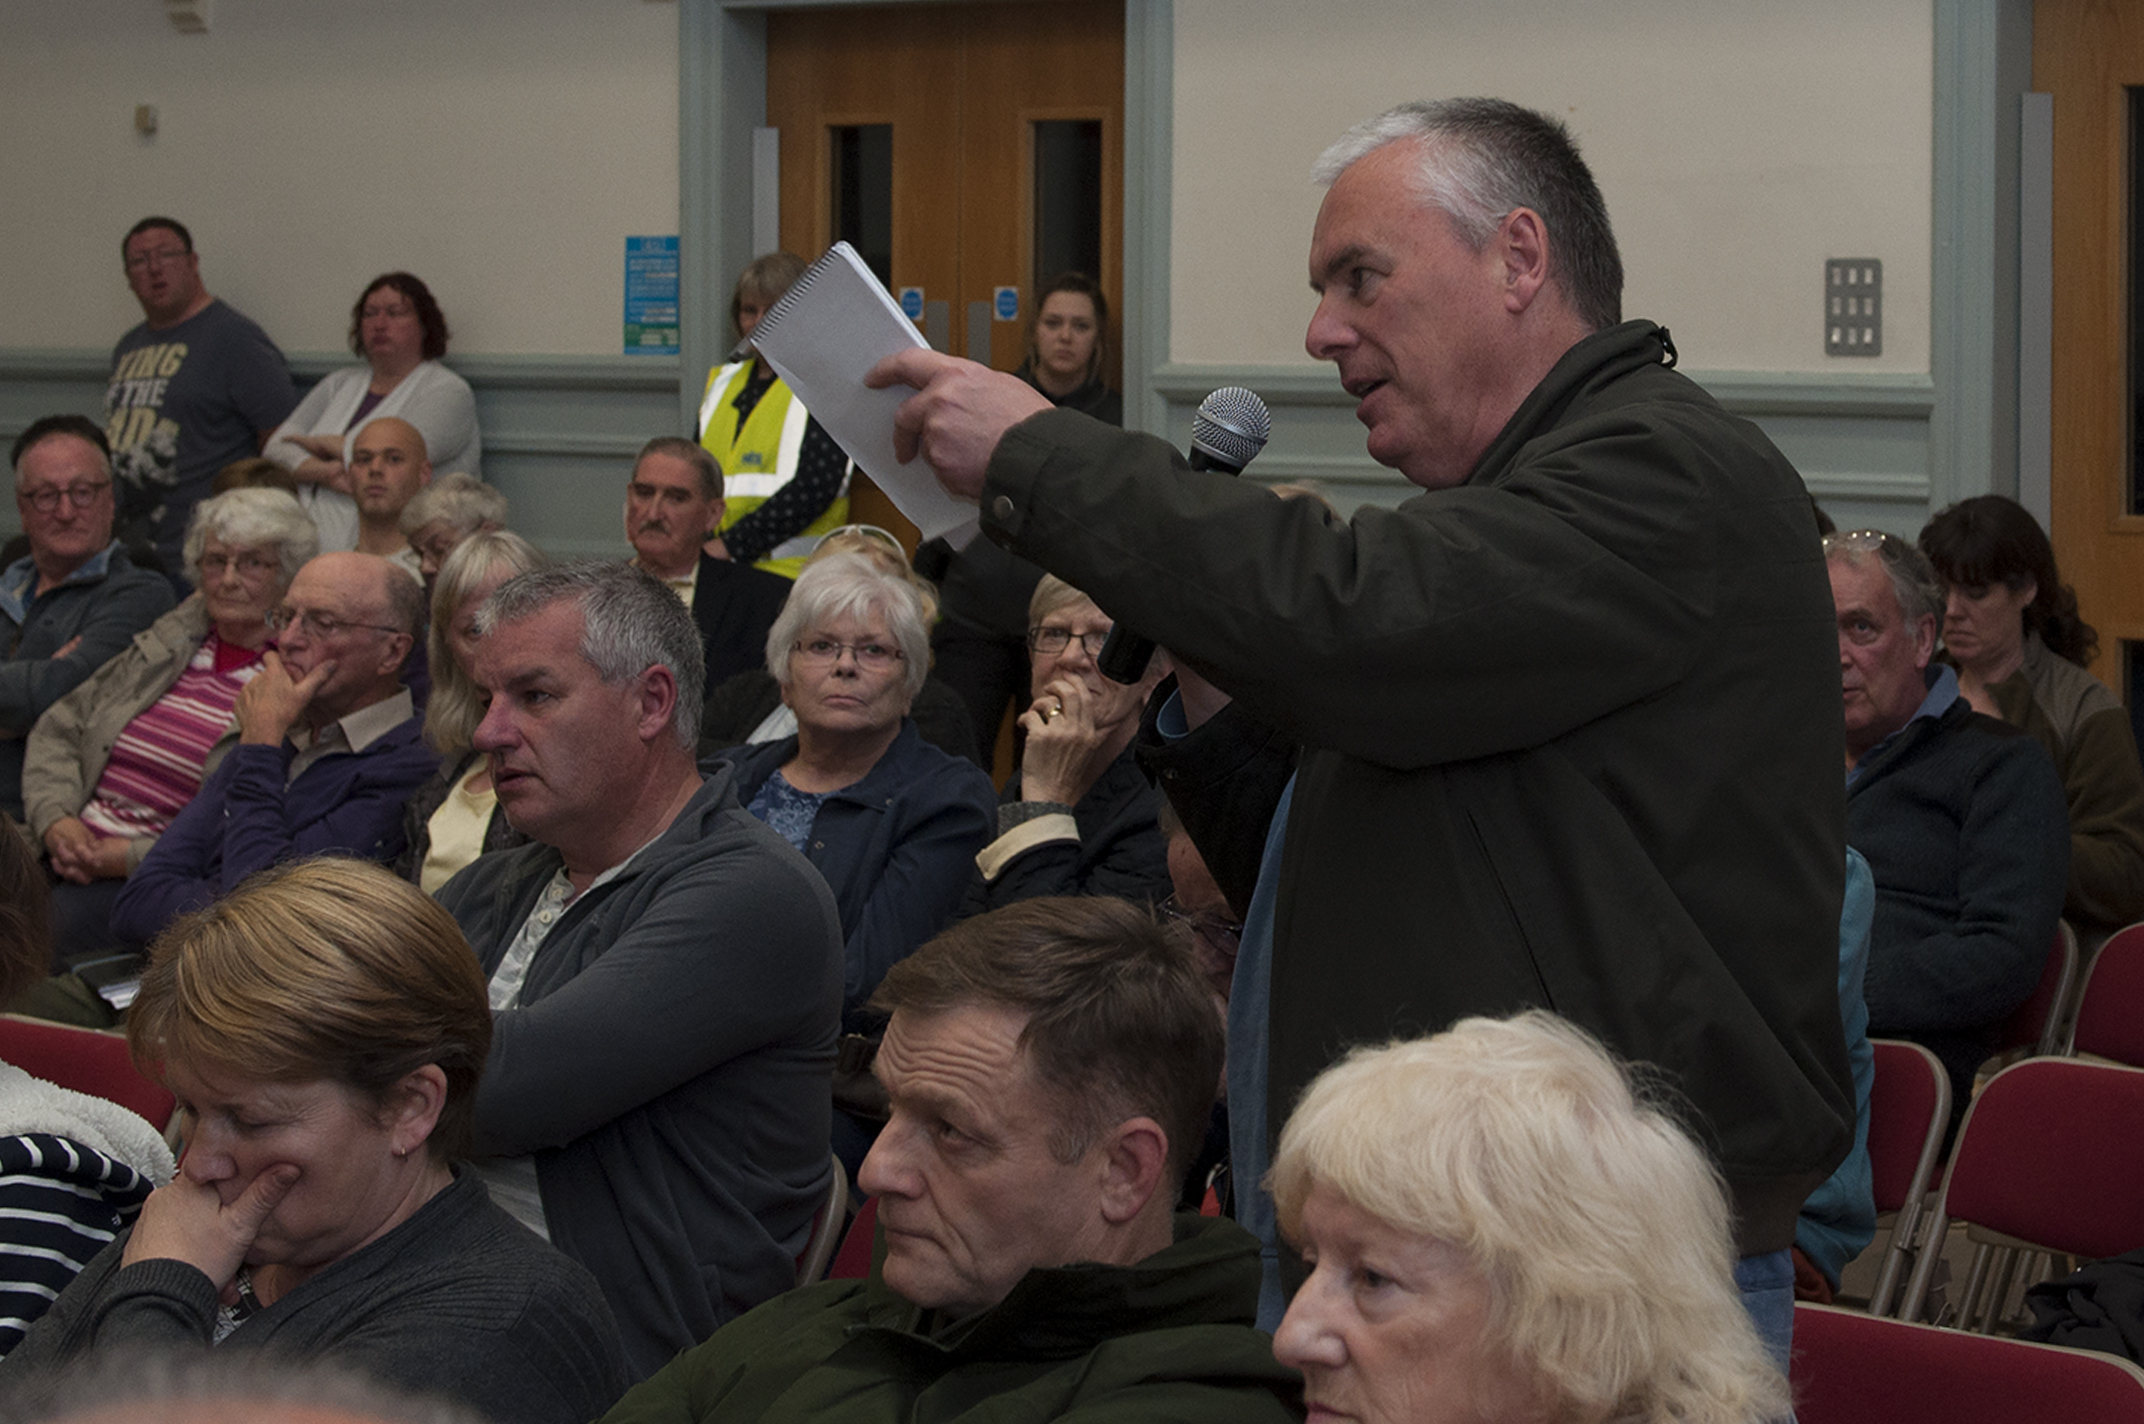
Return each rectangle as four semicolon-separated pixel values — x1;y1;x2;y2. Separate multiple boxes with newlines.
0;859;630;1424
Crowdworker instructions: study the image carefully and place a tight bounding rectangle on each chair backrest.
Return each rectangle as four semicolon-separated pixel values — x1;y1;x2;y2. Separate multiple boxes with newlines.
830;1194;878;1281
1867;1038;1951;1215
794;1154;851;1286
0;1014;175;1129
2073;922;2144;1066
1998;922;2079;1058
1792;1302;2144;1423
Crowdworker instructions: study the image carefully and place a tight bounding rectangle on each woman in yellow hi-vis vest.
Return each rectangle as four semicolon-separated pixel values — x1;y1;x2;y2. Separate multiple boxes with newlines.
698;253;852;579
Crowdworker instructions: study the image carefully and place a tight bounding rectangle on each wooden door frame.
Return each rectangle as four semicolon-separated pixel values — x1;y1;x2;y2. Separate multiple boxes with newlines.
679;0;1167;436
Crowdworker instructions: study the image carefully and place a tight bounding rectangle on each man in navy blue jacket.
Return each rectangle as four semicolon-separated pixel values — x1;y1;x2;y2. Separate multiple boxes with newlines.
1831;531;2069;1116
112;552;435;943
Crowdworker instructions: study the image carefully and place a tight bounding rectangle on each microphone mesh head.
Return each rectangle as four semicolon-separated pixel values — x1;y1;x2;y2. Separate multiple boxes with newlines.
1191;387;1272;469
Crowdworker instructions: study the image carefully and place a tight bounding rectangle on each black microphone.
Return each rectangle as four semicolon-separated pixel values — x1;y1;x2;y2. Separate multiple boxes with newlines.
1098;387;1273;685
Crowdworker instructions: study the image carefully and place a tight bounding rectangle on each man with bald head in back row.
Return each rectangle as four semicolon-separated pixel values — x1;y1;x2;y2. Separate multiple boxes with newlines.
346;417;432;581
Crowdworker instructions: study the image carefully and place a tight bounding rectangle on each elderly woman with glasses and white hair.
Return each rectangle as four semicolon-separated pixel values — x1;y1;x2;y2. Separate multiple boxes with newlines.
717;551;996;1177
1268;1011;1790;1424
21;488;317;964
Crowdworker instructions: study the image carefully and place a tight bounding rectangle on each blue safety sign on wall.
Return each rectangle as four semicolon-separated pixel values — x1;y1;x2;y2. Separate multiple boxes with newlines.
900;287;925;320
994;286;1019;322
624;236;680;355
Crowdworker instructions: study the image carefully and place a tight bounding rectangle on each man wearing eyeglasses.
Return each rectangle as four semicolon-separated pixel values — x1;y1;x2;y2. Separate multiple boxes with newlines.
3;415;176;822
105;216;295;584
109;551;435;945
624;436;790;684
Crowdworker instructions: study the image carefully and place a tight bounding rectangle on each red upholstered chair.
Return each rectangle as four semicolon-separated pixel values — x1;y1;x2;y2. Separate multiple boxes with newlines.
1792;1301;2144;1423
2072;922;2144;1067
1865;1039;1952;1316
1996;922;2079;1059
830;1194;879;1280
0;1013;175;1131
1898;1057;2144;1330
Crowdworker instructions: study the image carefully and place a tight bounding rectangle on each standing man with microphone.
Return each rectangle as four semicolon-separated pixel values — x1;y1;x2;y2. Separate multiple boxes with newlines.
869;97;1852;1364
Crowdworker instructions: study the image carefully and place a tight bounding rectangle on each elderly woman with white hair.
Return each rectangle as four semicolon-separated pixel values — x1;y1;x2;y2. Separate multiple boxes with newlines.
725;552;996;1028
1269;1011;1789;1424
21;488;318;962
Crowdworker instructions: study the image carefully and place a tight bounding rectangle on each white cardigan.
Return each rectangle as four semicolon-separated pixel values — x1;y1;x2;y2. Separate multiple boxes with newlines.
263;360;482;551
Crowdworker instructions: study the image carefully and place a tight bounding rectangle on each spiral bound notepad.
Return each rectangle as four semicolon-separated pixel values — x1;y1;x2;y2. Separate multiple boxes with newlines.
750;242;980;545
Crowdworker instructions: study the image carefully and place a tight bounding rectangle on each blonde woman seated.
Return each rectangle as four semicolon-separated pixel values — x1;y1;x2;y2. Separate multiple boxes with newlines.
1270;1011;1788;1424
22;488;317;962
395;531;547;893
0;858;630;1423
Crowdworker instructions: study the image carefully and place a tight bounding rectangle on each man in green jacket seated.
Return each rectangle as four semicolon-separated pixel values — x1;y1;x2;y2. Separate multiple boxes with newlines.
600;896;1303;1424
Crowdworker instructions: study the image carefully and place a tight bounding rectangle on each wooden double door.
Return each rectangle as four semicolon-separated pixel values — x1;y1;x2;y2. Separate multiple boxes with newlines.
766;1;1123;385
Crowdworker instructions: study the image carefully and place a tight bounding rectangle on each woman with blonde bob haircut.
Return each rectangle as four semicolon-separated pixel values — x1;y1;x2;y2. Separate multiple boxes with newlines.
1268;1011;1788;1424
0;859;629;1422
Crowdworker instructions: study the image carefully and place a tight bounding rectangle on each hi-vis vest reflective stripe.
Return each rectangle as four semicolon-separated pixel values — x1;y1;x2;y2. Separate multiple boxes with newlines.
697;360;850;578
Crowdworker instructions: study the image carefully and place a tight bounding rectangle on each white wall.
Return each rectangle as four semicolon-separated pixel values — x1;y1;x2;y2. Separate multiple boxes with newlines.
0;0;679;356
1170;0;1933;375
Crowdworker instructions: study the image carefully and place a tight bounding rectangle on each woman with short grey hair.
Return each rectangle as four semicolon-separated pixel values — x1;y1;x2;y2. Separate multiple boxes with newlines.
719;552;997;1177
23;488;318;962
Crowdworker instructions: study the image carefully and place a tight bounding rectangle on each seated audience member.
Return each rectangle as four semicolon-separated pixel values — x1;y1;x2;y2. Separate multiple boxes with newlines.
345;418;432;578
1829;530;2069;1114
1920;495;2144;939
721;552;995;1178
964;575;1171;912
4;416;178;822
436;561;841;1379
0;826;174;1358
600;896;1303;1424
394;532;546;892
698;524;980;763
107;552;435;948
263;271;480;552
209;456;299;497
1794;849;1878;1302
1269;1012;1789;1422
0;858;630;1423
399;471;508;583
22;489;317;963
625;436;791;685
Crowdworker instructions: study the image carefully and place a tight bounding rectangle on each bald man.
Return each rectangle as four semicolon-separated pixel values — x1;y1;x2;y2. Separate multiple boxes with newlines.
349;417;432;579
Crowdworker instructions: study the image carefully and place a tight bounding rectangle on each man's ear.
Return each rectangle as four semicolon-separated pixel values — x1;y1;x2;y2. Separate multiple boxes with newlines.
636;663;681;745
1912;614;1938;669
375;631;415;681
1096;1115;1170;1225
1496;206;1553;315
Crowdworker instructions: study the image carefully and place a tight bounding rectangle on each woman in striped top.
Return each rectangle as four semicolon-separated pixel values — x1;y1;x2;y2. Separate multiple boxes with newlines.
21;488;317;964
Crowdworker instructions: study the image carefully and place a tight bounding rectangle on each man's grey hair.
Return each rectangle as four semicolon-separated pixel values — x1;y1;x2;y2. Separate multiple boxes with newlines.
1825;530;1946;639
765;551;931;700
183;486;318;587
635;436;724;502
399;471;508;539
378;556;430;652
1312;97;1624;333
476;560;706;748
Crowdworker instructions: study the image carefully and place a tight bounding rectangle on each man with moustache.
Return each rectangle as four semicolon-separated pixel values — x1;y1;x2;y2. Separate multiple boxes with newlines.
109;551;434;943
625;437;790;684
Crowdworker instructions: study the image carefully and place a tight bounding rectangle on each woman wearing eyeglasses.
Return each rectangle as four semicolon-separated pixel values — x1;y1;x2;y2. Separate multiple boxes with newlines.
966;575;1173;913
21;488;317;965
718;552;996;1176
723;552;995;1032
